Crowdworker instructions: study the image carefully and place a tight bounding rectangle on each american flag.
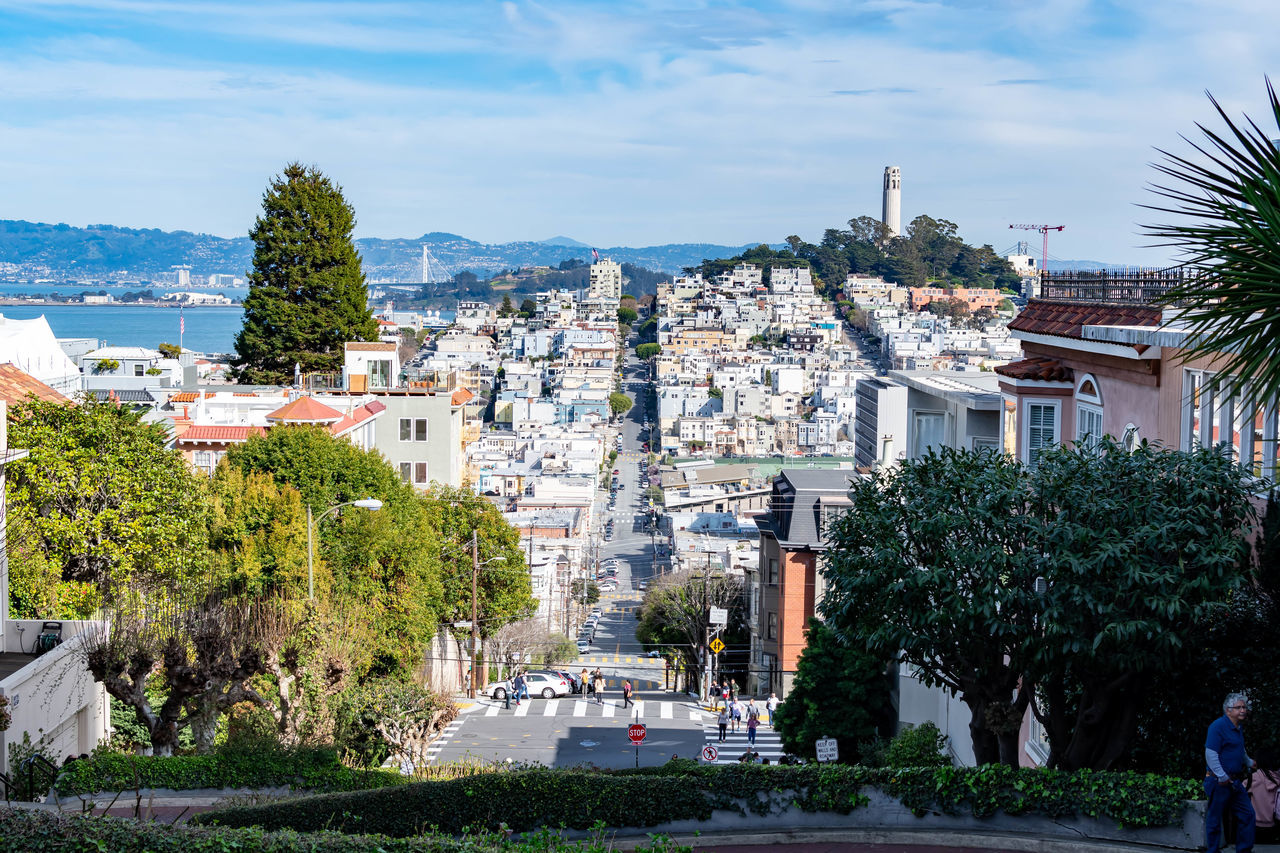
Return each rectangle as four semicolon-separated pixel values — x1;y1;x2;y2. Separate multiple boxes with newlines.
592;248;599;262
180;310;185;335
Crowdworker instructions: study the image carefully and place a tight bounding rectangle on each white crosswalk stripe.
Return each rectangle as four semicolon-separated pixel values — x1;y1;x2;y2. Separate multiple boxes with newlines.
700;721;785;765
422;717;467;766
469;698;709;720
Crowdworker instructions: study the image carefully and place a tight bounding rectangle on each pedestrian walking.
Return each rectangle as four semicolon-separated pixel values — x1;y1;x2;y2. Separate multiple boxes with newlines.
747;711;759;746
730;698;742;732
746;698;758;722
593;668;605;705
1204;692;1257;853
622;680;634;708
513;673;526;706
502;676;512;710
717;707;729;742
580;668;589;696
766;692;779;726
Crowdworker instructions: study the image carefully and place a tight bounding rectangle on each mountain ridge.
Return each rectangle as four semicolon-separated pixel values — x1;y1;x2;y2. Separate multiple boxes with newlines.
0;219;773;278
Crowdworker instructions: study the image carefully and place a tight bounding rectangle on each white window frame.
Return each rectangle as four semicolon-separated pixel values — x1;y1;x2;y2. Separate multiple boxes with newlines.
911;410;946;459
1022;399;1061;470
1183;368;1279;479
1076;403;1104;451
399;417;428;442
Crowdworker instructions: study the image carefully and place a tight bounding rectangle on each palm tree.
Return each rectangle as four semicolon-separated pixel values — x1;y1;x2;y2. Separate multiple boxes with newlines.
1143;79;1280;404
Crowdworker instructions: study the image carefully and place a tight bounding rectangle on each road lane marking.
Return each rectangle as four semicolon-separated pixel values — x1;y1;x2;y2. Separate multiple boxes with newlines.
543;700;560;716
485;704;500;717
661;702;673;719
574;701;588;716
514;702;531;717
602;700;616;718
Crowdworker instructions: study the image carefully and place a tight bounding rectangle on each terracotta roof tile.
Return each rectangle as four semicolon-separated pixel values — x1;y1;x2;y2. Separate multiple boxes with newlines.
176;425;266;444
995;356;1075;382
1009;299;1161;340
452;388;475;406
169;392;200;403
0;363;68;404
266;396;343;423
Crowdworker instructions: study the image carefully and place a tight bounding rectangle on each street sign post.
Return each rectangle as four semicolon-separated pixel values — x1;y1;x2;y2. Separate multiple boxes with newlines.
629;721;647;768
815;737;839;763
709;637;725;654
709;607;728;626
702;745;719;762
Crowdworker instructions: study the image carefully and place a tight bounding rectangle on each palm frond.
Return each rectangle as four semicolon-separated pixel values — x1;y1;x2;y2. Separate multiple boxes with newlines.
1140;78;1280;403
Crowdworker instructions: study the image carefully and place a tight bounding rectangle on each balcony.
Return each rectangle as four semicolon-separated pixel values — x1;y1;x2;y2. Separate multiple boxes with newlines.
1040;268;1187;304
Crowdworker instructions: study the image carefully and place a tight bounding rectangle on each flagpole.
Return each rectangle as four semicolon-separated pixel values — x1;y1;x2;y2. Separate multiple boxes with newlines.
179;306;185;353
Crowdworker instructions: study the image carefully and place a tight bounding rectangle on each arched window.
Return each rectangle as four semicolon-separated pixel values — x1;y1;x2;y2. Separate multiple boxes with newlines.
1075;374;1104;450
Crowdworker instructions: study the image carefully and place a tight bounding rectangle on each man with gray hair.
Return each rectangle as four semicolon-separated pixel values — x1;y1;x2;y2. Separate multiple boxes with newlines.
1205;692;1257;852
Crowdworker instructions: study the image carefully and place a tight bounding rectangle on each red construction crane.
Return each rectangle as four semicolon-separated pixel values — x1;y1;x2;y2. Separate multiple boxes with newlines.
1009;224;1065;275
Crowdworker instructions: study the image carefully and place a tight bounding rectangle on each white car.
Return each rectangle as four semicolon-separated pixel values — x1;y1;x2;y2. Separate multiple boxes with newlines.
485;672;571;700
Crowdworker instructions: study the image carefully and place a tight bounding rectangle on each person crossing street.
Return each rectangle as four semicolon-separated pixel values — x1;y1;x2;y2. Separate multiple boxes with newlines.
622;679;634;708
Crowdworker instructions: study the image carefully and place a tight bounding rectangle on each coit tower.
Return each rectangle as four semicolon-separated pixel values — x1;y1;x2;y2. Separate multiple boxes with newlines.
882;166;901;238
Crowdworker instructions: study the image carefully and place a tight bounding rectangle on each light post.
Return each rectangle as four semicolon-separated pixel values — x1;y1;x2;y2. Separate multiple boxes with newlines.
307;498;383;600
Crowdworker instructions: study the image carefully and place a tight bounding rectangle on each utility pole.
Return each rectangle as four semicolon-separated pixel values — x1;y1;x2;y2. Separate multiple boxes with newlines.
470;529;479;700
702;550;712;704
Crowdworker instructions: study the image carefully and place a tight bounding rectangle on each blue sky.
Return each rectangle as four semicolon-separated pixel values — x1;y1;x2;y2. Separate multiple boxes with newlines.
0;0;1276;264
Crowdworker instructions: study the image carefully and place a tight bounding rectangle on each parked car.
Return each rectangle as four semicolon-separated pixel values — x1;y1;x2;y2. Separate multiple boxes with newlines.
485;671;570;700
534;669;582;694
576;640;591;654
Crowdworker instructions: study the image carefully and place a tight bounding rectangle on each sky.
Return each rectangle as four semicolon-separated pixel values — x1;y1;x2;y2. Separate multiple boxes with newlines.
1;1;1277;265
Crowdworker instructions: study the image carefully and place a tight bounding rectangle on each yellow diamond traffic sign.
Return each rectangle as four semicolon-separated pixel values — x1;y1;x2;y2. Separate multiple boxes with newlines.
709;638;725;654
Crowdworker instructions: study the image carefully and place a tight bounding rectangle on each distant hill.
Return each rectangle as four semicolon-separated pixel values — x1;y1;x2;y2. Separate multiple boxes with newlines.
0;220;769;279
538;235;591;249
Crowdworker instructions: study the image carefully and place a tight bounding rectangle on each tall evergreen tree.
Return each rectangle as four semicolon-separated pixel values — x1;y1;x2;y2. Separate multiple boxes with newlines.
233;163;378;384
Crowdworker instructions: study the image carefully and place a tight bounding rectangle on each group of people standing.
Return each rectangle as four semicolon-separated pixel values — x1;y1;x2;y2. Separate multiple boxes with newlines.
714;682;777;745
577;668;634;706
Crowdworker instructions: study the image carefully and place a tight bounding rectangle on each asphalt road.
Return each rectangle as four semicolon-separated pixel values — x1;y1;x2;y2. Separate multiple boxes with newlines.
428;348;792;769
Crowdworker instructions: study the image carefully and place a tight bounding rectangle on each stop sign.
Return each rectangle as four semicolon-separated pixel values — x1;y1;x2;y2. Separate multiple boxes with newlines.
627;723;647;744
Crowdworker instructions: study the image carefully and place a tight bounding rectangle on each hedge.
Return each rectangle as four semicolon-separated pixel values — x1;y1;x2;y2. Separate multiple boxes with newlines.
0;809;691;853
194;763;1202;837
55;747;406;796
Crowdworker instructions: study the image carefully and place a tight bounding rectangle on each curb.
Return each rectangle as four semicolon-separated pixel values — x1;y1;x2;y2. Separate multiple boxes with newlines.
602;827;1195;852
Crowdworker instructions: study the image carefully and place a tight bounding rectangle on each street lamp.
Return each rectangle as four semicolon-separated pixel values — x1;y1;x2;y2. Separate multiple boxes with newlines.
307;498;384;599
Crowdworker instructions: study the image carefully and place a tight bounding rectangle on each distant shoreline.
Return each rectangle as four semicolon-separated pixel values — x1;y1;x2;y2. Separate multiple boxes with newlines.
0;299;241;308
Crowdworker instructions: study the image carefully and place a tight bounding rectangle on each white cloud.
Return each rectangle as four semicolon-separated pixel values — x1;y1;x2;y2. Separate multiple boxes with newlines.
0;1;1277;263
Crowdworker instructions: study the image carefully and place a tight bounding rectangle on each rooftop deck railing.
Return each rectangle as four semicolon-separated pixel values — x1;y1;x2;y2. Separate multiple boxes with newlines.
1040;267;1188;303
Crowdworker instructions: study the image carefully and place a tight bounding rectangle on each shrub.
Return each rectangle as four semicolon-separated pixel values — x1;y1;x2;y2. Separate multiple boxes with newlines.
0;809;694;853
884;721;952;769
333;679;457;769
194;763;1202;835
54;745;404;796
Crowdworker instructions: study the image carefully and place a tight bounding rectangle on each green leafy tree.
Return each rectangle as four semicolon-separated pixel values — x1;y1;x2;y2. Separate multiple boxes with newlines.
1026;437;1256;770
1145;81;1280;404
821;448;1039;767
420;486;536;646
636;571;746;693
6;396;208;610
221;426;445;674
570;579;600;605
773;619;893;763
608;392;633;417
635;343;661;360
617;306;638;325
206;468;310;599
158;342;181;359
233;163;378;384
